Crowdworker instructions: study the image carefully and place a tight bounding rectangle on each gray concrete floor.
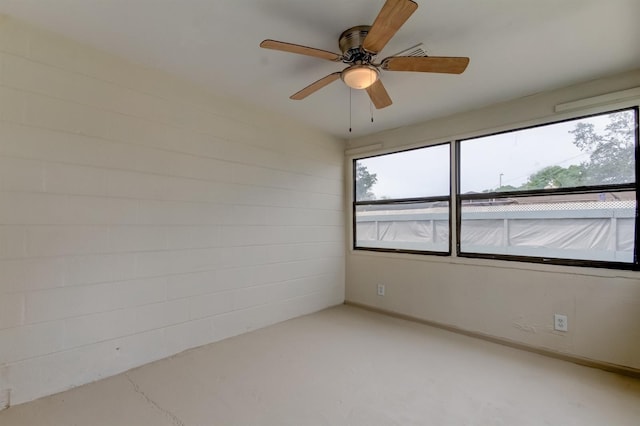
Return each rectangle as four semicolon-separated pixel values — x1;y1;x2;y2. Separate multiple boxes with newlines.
1;305;639;425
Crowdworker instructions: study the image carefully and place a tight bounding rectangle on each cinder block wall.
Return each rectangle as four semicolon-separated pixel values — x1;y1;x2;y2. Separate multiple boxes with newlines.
0;16;345;405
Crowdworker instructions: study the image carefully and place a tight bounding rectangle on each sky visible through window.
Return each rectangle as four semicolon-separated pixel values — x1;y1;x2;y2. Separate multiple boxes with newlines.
459;116;610;193
358;113;621;200
358;143;449;199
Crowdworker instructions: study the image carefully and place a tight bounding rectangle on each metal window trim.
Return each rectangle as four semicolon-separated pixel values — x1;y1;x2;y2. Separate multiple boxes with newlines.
455;107;639;270
459;183;636;201
350;106;639;270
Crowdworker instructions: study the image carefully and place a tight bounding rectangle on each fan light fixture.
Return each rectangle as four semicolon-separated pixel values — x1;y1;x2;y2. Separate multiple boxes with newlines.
341;65;379;89
260;0;470;109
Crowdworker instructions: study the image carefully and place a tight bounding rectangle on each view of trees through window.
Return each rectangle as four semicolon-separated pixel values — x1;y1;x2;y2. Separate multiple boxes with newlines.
460;109;636;194
357;110;636;198
458;108;637;266
485;109;635;192
355;163;378;201
354;107;639;268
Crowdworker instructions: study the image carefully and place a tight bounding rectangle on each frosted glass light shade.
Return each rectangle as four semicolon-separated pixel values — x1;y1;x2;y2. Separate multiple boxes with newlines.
341;65;379;89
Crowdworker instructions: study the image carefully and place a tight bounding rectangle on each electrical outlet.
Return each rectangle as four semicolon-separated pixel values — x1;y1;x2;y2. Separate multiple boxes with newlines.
554;314;568;332
377;284;385;296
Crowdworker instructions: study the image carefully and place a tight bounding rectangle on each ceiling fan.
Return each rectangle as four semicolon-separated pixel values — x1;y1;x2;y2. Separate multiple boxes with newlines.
260;0;469;109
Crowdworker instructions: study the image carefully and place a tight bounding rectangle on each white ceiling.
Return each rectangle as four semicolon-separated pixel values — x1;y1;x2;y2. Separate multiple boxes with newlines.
1;0;639;138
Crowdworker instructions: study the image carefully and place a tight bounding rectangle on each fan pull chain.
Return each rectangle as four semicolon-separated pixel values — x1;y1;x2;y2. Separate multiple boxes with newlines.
369;71;374;124
349;88;352;133
370;99;374;123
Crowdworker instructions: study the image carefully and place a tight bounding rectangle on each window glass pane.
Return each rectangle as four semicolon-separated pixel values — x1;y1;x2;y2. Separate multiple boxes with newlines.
355;144;449;201
460;109;637;194
460;191;636;263
355;201;449;252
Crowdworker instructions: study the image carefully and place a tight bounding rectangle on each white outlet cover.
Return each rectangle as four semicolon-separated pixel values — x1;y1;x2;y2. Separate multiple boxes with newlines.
554;314;568;332
377;284;385;296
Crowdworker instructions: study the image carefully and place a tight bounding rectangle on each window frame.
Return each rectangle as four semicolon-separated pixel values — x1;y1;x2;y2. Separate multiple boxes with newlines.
455;106;639;271
350;106;639;271
352;142;452;256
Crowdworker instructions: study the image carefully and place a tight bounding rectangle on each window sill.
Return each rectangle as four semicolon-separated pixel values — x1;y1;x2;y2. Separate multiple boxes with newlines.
348;247;640;279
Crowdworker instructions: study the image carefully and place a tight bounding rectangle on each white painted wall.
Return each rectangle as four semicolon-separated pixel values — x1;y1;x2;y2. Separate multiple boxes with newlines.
346;69;640;370
0;17;345;405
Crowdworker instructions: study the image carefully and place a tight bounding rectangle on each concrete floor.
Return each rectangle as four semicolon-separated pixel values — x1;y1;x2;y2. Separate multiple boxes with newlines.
1;305;639;426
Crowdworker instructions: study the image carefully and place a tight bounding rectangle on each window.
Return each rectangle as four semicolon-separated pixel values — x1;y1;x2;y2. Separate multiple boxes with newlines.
353;143;451;254
457;107;638;269
351;107;639;270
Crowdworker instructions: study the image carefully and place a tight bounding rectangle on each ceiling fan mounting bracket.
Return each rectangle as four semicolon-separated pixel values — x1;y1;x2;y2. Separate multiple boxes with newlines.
339;25;376;65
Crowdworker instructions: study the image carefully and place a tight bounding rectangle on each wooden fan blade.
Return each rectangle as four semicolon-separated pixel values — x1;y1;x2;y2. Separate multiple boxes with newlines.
260;39;341;62
366;79;393;109
363;0;418;53
291;72;342;100
383;56;470;74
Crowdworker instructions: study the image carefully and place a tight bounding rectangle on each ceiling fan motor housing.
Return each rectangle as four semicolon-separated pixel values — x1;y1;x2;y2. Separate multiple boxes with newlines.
339;25;375;64
258;0;468;109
